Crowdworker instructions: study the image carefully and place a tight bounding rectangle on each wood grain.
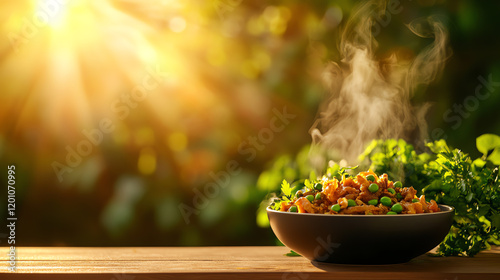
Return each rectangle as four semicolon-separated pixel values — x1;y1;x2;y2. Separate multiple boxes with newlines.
1;246;499;280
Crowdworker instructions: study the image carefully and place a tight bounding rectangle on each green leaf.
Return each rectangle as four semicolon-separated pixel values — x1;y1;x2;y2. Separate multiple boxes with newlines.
281;180;292;199
487;148;500;165
478;205;490;217
466;192;474;202
304;179;312;190
423;180;443;193
285;250;301;257
491;213;500;229
476;134;500;155
342;165;359;171
427;139;449;153
472;158;486;169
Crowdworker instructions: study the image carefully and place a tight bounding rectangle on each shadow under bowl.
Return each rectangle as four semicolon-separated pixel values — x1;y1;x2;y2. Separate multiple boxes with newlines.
267;205;454;264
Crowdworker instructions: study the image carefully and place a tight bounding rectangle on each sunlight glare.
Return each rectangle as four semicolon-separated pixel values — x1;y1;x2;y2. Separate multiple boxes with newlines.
35;0;71;29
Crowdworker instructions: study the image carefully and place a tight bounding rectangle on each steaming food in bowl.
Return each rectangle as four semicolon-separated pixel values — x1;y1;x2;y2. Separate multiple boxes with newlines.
271;170;440;215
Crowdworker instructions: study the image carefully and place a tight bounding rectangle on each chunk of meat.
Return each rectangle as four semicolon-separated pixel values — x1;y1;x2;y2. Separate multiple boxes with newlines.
325;183;359;203
419;195;428;212
343;177;354;187
378;174;388;189
401;187;417;202
358;191;379;203
355;198;364;206
323;179;339;203
413;201;424;213
401;201;416;214
356;175;370;188
428;200;440;212
279;201;290;212
295;197;315;213
377;205;391;214
338;197;348;209
335;186;359;202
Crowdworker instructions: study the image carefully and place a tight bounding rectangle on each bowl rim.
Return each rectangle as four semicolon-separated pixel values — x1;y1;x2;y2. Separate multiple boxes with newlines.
266;204;454;217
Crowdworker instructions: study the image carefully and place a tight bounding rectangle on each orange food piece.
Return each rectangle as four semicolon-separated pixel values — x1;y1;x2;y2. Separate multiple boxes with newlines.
413;202;424;213
343;177;354;186
338;197;348;209
295;197;315;213
428;200;440;212
323;179;339;203
279;201;288;211
401;202;416;214
419;195;429;212
359;169;377;178
356;175;370;188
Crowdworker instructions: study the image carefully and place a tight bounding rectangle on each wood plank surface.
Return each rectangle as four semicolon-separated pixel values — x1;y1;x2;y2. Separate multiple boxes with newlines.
1;246;499;280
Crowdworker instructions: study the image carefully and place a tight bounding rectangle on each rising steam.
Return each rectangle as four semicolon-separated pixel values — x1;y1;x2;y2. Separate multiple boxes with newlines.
310;0;449;163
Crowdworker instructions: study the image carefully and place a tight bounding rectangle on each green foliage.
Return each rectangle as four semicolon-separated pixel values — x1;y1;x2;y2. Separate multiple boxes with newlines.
477;134;500;165
358;139;438;195
362;137;500;256
281;180;292;200
423;146;500;256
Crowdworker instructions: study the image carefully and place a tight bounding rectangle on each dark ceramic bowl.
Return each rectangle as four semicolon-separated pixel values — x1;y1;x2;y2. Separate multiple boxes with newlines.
267;205;454;264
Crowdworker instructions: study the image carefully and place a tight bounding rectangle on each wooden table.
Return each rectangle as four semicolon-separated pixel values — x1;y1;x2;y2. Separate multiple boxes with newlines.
1;246;500;279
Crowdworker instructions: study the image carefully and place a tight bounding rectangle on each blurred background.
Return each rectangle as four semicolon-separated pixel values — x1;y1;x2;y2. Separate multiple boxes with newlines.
1;0;500;246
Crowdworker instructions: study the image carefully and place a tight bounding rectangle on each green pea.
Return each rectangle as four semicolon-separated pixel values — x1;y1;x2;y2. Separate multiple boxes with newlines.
386;211;397;215
387;188;395;195
306;195;314;202
394;181;402;188
331;204;341;212
347;199;356;207
289;206;297;212
380;196;392;207
396;193;403;200
295;190;303;198
368;183;379;193
314;183;323;191
315;193;322;200
391;203;403;213
368;199;378;205
366;174;376;182
412;198;419;203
